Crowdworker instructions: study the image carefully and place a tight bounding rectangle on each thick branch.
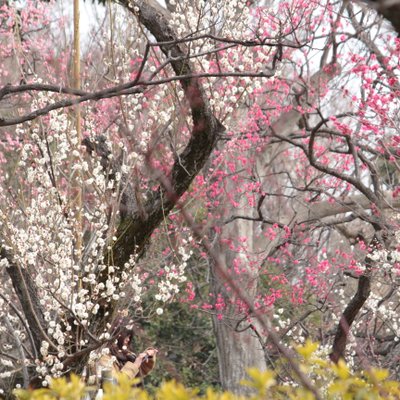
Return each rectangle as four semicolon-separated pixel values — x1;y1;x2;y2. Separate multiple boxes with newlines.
330;234;384;363
89;0;224;334
330;273;371;363
2;248;47;353
110;0;223;263
368;0;400;35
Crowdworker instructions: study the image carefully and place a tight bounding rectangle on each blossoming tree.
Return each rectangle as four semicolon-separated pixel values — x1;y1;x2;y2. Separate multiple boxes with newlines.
0;0;294;390
206;0;400;393
0;0;400;395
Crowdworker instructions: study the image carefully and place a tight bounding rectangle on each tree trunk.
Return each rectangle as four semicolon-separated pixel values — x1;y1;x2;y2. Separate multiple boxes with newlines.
212;315;266;394
210;160;267;394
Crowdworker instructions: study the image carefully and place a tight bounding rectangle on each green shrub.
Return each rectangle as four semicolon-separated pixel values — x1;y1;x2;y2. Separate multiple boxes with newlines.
15;342;400;400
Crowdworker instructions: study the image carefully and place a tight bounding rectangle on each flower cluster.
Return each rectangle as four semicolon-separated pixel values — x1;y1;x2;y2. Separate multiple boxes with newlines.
155;245;193;303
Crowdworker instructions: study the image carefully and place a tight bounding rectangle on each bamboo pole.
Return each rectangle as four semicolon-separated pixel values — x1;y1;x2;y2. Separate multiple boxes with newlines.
73;0;82;258
73;0;84;351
